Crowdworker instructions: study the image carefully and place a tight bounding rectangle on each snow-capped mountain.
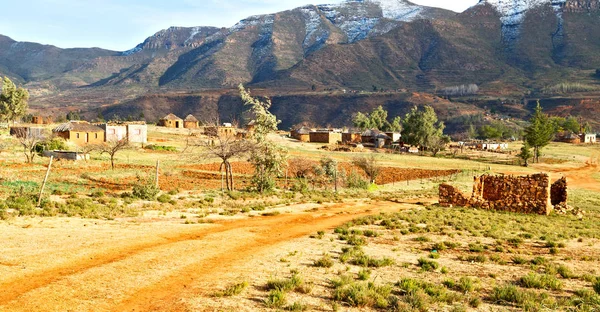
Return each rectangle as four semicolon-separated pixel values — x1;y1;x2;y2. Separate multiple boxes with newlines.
479;0;567;43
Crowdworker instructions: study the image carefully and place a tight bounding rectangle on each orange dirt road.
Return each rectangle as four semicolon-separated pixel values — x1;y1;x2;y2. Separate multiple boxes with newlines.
0;201;407;312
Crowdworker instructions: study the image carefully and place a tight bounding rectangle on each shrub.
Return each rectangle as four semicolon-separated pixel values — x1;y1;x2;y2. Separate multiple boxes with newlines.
264;289;287;308
157;194;172;203
346;170;370;189
557;265;575;279
417;258;439;272
267;273;304;292
213;281;248;297
491;284;535;304
285;301;307;311
351;254;395;268
332;281;392;308
144;144;177;152
357;268;371;281
512;256;528;265
468;243;484;252
518;273;562;290
313;255;334;268
465;255;486;263
594;278;600;295
457;277;476;293
132;175;159;200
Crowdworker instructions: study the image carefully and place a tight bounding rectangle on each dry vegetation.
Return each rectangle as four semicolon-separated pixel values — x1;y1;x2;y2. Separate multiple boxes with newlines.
0;126;599;311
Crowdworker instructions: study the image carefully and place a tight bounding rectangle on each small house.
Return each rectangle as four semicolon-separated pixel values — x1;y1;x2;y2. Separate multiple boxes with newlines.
555;131;581;144
53;121;105;145
309;130;342;144
126;123;148;144
158;113;184;128
10;126;47;138
184;114;199;129
361;129;381;144
384;132;401;144
99;123;127;141
581;133;597;144
32;116;44;124
291;127;311;142
205;124;237;137
342;132;362;144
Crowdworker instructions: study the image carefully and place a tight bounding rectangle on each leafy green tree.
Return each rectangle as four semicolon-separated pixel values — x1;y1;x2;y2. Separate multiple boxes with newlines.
402;106;445;152
517;142;533;167
562;116;580;133
524;102;554;163
352;106;401;132
240;84;287;193
0;77;29;124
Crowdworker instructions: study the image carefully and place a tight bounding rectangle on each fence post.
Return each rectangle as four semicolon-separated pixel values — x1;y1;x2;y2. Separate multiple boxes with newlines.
38;156;53;207
155;160;160;189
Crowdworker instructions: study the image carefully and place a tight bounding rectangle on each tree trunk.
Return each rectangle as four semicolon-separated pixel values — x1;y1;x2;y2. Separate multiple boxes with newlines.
111;154;115;170
227;162;234;191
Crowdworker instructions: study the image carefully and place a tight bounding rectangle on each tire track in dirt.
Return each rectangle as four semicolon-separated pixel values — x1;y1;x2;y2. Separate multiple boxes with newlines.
0;201;406;311
113;202;404;312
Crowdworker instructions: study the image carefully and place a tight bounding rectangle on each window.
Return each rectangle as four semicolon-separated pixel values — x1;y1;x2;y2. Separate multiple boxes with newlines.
76;133;80;139
135;129;141;135
110;129;116;134
95;133;98;139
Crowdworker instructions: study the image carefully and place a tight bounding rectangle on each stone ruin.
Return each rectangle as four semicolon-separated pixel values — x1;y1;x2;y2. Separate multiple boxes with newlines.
439;174;570;215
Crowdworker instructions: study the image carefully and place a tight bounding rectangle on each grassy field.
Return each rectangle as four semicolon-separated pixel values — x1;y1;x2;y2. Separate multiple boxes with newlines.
0;126;599;311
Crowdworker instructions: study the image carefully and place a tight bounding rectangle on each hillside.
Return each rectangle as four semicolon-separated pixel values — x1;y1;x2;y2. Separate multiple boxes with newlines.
3;0;600;130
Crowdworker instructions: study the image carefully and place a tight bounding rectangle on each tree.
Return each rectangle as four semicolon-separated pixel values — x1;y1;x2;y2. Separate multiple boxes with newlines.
98;138;130;170
352;106;402;132
12;128;45;163
240;84;287;193
0;77;29;124
352;155;380;184
524;102;554;163
202;126;253;191
402;106;445;152
518;142;533;167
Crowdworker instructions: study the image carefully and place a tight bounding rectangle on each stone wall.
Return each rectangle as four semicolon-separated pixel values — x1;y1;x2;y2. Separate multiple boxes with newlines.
439;173;565;215
551;177;568;206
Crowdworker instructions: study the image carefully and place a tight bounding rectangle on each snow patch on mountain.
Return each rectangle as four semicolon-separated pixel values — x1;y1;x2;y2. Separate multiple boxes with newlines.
184;27;202;45
301;7;330;50
480;0;566;43
121;45;142;56
367;0;424;21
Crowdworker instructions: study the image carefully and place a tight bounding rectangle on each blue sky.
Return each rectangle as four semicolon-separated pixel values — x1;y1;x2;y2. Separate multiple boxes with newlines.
1;0;478;51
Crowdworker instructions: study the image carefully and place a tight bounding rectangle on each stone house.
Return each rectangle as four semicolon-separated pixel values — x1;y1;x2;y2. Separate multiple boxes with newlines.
53;121;105;145
158;113;184;128
184;114;199;129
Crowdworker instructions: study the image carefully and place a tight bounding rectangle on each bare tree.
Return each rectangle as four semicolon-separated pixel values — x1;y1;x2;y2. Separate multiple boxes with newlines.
352;155;381;184
99;138;130;170
12;127;45;163
200;130;253;191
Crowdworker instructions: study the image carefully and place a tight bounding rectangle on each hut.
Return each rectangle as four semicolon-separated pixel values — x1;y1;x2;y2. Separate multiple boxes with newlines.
291;127;311;142
184;114;199;129
53;121;105;145
158;114;184;128
555;131;581;144
32;116;44;124
361;129;380;144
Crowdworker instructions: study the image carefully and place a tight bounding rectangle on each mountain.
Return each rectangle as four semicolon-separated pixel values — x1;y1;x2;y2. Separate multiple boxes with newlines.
2;0;600;131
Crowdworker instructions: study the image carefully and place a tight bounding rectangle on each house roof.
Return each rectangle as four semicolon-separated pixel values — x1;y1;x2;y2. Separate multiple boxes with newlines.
161;113;182;121
184;114;198;122
53;121;104;133
361;129;380;136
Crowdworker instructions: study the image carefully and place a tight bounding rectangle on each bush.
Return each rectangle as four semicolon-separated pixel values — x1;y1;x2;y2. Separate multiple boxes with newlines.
156;194;172;203
518;273;562;290
313;255;334;268
264;289;287;308
214;281;248;297
417;258;439;272
346;170;370;189
132;175;160;200
144;145;177;152
490;284;534;304
332;281;392;308
358;268;371;281
267;273;304;292
594;278;600;295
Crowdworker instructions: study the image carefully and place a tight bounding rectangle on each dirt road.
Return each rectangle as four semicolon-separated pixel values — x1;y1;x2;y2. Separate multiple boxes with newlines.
0;201;407;312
